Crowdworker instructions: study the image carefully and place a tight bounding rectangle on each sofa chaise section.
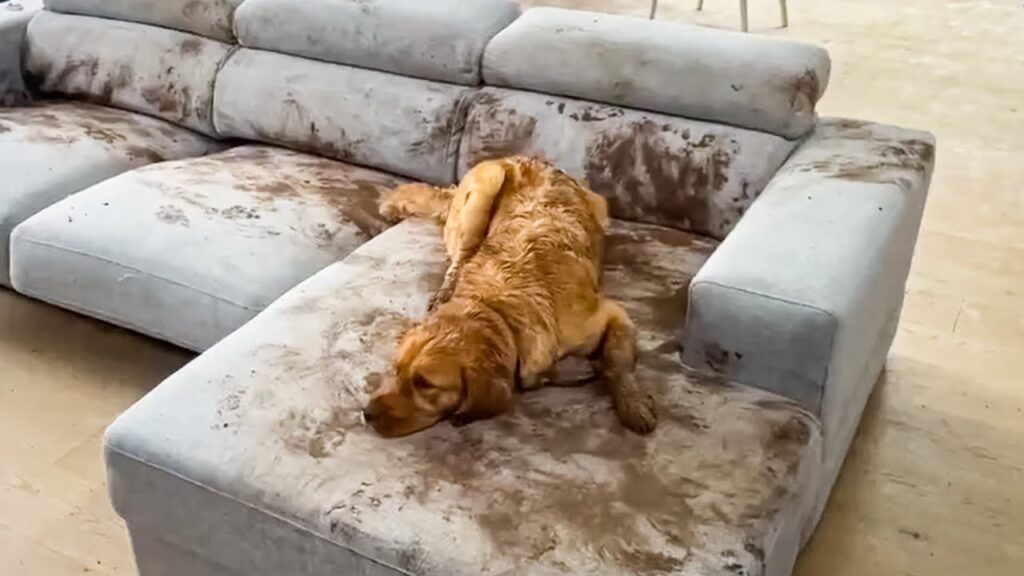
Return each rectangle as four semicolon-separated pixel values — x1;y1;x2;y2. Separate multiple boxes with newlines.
105;219;824;576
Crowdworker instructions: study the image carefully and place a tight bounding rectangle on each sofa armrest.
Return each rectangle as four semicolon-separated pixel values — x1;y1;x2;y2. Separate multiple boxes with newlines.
0;1;41;106
682;118;935;450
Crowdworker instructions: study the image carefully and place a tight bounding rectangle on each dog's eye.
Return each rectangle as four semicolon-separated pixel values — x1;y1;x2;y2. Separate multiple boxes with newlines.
412;375;432;391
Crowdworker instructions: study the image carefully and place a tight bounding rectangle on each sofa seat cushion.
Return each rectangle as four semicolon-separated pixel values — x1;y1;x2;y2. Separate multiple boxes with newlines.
0;100;219;287
234;0;520;85
10;145;405;351
105;219;824;576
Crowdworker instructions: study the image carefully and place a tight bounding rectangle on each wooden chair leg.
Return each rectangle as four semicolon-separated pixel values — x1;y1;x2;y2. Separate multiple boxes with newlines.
740;0;749;32
697;0;705;11
780;0;789;27
650;0;658;19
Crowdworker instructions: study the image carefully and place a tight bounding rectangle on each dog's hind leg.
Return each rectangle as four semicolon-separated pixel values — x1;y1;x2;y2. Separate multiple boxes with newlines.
575;299;657;434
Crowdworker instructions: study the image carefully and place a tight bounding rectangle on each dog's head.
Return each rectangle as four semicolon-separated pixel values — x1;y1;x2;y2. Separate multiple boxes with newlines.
364;306;515;438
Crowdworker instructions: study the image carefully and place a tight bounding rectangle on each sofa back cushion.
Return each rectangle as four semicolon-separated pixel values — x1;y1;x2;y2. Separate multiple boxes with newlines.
214;49;474;185
484;8;830;139
25;11;233;136
458;88;799;239
43;0;243;42
234;0;520;85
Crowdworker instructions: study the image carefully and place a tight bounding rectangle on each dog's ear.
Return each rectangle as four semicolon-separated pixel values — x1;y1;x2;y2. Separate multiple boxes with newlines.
451;366;513;427
394;325;433;373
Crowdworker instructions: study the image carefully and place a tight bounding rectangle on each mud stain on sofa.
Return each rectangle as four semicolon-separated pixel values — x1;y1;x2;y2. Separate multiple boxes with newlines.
786;69;822;109
0;101;204;164
602;223;716;338
794;129;936;187
156;204;190;226
585;120;731;235
464;92;538;165
140;146;403;246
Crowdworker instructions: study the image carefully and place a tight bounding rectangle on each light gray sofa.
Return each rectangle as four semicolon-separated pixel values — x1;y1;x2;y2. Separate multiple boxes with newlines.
0;1;935;575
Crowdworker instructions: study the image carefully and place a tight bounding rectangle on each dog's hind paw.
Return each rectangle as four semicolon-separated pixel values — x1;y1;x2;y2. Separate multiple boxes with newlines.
615;393;658;435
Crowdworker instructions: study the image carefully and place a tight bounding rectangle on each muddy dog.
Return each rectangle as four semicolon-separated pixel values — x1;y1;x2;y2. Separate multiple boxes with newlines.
363;156;657;437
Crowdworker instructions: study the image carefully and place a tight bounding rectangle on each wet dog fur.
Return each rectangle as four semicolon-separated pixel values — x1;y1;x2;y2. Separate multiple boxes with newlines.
363;156;657;437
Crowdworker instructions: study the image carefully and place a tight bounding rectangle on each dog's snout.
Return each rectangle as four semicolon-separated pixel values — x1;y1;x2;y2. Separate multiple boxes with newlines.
361;407;374;424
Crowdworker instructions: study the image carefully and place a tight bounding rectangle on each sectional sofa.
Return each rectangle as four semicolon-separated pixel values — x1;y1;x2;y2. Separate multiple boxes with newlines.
0;1;935;575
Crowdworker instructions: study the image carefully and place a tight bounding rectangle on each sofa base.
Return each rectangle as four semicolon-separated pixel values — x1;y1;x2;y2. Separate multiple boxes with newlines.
130;526;244;576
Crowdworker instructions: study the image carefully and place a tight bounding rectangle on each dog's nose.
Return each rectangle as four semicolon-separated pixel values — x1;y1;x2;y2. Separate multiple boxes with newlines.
360;408;374;425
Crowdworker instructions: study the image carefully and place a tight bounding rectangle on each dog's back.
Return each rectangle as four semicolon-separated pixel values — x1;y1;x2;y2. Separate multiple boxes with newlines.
455;157;609;310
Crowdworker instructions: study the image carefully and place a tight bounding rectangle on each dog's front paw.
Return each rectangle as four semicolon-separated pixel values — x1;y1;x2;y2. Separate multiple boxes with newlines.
615;393;658;435
378;199;404;224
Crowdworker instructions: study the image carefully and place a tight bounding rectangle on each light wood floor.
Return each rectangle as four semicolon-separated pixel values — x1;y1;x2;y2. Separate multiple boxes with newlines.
2;1;1022;574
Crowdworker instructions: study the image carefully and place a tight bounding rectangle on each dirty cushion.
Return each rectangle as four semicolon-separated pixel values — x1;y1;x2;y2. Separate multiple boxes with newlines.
484;8;831;139
682;119;936;510
214;48;473;185
105;218;824;576
234;0;520;85
0;101;220;287
459;88;798;239
10;145;405;351
25;11;234;136
0;0;40;106
43;0;243;42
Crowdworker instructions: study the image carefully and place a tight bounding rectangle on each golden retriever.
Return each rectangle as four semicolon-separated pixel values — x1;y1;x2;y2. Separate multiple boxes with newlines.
363;156;657;437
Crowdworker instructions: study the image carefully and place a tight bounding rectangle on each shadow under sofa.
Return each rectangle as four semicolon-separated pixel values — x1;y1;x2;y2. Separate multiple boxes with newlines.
0;1;935;575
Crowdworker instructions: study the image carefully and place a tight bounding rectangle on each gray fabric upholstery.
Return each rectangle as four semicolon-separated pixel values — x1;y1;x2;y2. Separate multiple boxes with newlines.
0;101;220;287
11;145;405;351
106;218;824;576
459;87;799;239
234;0;520;85
214;49;474;185
128;526;248;576
484;8;831;139
43;0;243;42
681;118;936;524
108;456;406;576
24;11;234;136
0;0;41;106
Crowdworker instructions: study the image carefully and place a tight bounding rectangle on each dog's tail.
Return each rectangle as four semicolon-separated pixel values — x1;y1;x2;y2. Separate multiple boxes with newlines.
379;183;455;224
